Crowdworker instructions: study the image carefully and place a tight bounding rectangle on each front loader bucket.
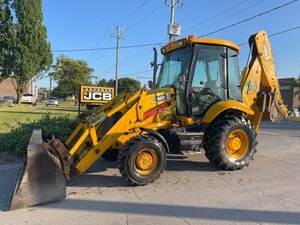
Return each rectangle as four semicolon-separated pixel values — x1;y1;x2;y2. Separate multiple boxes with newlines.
9;129;66;210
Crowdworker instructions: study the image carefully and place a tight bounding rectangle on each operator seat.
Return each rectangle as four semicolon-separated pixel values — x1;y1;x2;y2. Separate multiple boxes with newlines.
204;80;219;96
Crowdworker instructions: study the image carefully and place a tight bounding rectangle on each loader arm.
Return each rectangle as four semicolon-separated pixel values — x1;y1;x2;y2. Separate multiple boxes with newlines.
50;88;176;177
240;31;288;132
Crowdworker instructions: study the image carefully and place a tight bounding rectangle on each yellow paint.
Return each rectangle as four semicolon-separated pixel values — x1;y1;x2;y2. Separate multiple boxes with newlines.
226;130;249;159
134;148;158;175
202;100;254;123
177;116;195;126
161;36;240;55
65;123;83;146
67;88;176;174
69;128;89;155
240;31;288;131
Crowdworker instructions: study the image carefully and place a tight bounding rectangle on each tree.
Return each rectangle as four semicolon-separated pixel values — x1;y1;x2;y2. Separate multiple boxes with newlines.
0;0;15;82
51;83;73;100
118;77;141;93
52;55;94;104
11;0;52;103
97;78;110;87
38;87;48;93
97;77;141;94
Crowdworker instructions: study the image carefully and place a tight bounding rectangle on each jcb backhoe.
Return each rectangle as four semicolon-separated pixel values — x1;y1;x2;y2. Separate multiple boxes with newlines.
9;31;287;210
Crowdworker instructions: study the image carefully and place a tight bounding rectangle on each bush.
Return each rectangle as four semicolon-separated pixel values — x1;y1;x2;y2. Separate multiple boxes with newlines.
0;114;79;156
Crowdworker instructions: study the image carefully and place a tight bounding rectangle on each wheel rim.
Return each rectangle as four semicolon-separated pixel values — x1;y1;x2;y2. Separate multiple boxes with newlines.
134;148;158;175
226;129;249;159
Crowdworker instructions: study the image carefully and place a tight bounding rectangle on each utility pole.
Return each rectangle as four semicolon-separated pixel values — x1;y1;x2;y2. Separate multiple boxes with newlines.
49;72;53;97
165;0;183;42
111;25;126;97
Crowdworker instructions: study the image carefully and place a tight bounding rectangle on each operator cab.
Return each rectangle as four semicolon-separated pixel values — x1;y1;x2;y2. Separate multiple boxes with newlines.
156;36;242;118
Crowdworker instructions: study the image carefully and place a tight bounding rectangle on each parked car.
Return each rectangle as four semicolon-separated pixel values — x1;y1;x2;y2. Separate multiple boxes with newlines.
1;96;16;104
20;94;36;106
46;96;59;106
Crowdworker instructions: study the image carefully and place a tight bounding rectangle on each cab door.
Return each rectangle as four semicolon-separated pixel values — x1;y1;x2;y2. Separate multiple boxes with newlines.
188;45;227;117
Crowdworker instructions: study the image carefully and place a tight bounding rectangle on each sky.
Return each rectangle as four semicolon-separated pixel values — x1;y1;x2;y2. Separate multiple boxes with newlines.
37;0;300;89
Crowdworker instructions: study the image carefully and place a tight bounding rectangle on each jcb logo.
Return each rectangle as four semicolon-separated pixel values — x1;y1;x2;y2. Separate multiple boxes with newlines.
80;86;114;103
83;92;112;101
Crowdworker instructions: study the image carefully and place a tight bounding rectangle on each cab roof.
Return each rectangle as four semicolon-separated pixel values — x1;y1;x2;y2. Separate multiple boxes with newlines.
160;35;240;55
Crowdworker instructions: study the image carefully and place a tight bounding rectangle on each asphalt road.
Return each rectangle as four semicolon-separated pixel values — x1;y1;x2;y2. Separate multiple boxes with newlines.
0;120;299;225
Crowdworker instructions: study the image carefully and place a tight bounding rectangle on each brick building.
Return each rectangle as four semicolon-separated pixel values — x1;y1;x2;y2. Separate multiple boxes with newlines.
0;78;37;98
278;77;300;112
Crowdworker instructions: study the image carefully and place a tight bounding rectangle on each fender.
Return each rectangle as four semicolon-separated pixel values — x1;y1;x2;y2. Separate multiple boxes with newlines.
202;100;254;123
141;128;170;153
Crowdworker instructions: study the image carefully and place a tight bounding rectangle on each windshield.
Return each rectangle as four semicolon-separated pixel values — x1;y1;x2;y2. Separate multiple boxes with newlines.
156;48;192;88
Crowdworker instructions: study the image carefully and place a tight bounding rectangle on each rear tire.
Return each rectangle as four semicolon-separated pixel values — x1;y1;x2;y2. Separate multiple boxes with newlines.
117;135;166;185
203;116;257;170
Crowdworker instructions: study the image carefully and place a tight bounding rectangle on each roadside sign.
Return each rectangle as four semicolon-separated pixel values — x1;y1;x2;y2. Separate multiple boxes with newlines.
79;85;114;104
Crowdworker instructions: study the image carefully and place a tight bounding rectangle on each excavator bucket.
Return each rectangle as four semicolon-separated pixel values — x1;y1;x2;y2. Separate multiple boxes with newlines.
9;129;66;210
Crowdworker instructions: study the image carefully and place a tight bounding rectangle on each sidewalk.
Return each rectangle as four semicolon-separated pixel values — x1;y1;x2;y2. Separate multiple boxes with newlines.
0;163;23;211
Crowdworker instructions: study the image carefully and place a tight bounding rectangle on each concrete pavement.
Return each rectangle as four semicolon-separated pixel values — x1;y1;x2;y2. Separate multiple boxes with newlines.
0;121;299;225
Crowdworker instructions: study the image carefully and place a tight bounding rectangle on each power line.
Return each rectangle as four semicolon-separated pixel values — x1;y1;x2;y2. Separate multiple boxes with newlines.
52;24;299;55
115;0;150;26
269;26;300;38
127;3;164;30
85;28;113;61
183;0;265;36
182;0;252;35
101;25;300;82
118;0;254;69
109;25;300;80
119;69;152;78
100;48;154;76
86;1;150;62
201;0;298;37
51;42;165;53
238;25;300;46
89;2;164;71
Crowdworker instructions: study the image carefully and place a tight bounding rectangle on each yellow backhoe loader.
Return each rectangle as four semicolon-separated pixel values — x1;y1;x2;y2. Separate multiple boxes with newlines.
9;31;287;210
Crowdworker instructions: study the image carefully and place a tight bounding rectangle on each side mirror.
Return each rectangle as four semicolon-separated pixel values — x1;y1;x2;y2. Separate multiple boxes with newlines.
148;80;153;89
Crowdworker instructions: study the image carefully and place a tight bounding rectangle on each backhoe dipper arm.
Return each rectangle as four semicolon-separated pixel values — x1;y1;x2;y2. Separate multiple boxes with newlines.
240;31;288;132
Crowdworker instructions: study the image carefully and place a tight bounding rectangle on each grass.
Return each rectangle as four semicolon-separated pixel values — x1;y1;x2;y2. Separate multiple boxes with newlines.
0;102;82;134
287;116;300;122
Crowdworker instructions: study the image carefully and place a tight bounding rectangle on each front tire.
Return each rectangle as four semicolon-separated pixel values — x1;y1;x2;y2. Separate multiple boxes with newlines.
117;135;166;185
203;116;257;170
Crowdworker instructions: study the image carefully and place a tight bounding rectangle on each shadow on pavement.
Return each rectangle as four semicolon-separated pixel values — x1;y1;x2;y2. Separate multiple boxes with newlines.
42;199;300;224
68;155;216;188
166;158;214;172
67;174;129;188
87;154;214;173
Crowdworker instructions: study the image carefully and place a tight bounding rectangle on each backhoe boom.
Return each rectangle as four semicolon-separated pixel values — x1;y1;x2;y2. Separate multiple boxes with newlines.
240;31;288;131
